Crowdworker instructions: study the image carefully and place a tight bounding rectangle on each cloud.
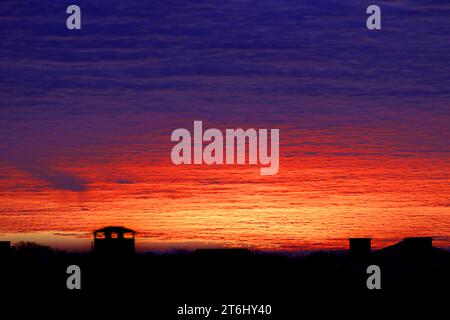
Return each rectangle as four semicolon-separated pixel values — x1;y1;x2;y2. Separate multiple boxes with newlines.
30;169;88;192
4;154;88;192
116;179;134;184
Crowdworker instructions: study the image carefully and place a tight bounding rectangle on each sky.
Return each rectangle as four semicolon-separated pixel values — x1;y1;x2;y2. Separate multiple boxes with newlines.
0;0;449;251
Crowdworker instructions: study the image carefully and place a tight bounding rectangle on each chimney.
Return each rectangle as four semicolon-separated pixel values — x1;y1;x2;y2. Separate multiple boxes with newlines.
349;238;371;259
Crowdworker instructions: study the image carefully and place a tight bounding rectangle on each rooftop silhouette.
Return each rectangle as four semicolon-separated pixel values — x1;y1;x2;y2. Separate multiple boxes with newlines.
0;230;448;305
93;226;137;256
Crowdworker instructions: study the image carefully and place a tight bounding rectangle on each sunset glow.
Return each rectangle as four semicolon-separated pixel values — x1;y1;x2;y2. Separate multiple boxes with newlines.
1;1;449;251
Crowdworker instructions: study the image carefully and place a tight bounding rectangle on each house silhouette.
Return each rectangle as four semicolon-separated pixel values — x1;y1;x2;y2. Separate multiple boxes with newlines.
93;226;136;256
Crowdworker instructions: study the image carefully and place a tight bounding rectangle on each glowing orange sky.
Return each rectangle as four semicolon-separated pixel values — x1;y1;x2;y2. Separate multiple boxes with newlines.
1;127;449;251
1;0;450;251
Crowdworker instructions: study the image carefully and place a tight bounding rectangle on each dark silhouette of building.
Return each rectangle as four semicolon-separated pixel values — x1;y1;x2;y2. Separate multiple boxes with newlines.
402;236;432;257
336;238;373;289
349;238;371;260
93;226;136;256
371;236;439;290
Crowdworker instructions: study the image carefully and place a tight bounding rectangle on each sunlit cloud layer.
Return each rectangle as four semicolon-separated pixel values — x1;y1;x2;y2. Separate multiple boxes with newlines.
0;0;449;250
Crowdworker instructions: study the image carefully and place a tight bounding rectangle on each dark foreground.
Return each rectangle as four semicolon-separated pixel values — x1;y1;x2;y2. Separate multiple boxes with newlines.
0;238;449;318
